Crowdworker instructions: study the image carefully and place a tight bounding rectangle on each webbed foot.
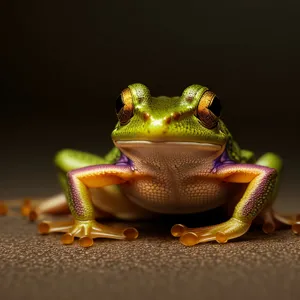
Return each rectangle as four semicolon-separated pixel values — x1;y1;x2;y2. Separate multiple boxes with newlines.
21;198;33;217
38;219;139;247
20;198;43;221
0;201;8;216
171;218;251;246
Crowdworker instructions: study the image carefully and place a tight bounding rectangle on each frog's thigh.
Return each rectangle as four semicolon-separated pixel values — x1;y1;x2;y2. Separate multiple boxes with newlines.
90;185;156;221
255;152;300;233
255;152;283;233
55;148;107;172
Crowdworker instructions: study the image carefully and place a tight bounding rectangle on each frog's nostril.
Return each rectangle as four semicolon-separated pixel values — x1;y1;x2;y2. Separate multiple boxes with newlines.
163;114;181;124
172;113;181;121
143;113;150;121
164;117;172;124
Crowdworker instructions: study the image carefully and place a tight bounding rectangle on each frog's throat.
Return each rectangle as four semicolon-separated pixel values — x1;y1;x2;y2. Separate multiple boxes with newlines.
113;140;226;214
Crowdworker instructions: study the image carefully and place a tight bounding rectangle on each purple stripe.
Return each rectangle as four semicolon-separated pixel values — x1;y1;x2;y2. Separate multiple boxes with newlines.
67;164;133;217
67;173;85;216
115;153;135;170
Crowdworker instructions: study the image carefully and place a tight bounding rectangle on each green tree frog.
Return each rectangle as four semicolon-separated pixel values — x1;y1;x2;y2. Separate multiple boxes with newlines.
15;83;300;247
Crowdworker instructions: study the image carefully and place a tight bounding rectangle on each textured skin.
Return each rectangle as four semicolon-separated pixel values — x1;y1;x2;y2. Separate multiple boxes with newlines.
118;143;229;214
67;165;137;220
112;84;229;146
214;164;277;221
32;83;285;246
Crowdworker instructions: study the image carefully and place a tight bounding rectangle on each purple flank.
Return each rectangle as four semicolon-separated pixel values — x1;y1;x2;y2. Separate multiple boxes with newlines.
240;167;277;218
115;153;135;170
67;172;85;216
212;150;235;173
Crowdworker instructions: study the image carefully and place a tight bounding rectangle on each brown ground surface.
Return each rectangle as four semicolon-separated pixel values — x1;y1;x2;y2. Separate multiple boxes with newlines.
1;209;300;300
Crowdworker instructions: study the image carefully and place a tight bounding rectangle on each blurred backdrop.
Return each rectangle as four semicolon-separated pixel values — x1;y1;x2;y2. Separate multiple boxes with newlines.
1;1;299;211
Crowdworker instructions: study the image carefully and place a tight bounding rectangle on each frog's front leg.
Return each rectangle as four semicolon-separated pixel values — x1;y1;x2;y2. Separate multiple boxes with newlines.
39;165;141;247
172;164;277;246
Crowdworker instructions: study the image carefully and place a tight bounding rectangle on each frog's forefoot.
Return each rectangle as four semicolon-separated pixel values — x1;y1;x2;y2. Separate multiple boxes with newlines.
0;201;8;216
171;218;251;246
38;219;139;247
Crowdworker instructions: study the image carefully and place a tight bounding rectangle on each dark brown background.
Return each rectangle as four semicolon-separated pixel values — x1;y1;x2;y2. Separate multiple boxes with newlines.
1;1;300;300
1;1;299;208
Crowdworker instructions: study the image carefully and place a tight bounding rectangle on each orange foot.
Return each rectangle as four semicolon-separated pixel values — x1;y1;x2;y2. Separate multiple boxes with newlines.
272;212;300;234
20;198;32;217
171;218;251;246
20;198;41;221
0;201;8;216
38;219;139;247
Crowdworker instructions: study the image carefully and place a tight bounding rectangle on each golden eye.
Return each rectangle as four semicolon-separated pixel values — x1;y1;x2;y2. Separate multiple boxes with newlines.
196;91;222;128
116;88;133;125
208;96;222;117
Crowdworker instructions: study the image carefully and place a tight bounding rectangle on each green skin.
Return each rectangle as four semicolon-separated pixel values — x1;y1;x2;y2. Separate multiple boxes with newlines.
46;83;282;246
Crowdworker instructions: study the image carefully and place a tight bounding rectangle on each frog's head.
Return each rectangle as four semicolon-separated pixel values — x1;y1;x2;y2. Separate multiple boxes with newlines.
112;83;229;158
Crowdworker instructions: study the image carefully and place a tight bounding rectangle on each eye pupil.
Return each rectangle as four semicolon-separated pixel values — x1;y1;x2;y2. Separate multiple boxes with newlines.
208;96;222;117
115;94;124;114
115;89;134;125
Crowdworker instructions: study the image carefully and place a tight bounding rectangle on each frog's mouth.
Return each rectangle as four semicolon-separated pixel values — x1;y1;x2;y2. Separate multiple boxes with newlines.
114;140;224;171
114;140;222;151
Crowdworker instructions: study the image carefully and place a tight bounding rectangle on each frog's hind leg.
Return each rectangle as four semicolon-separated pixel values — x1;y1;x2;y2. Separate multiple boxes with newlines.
254;152;299;234
2;198;37;218
23;193;69;221
1;199;30;217
26;149;108;221
272;212;300;234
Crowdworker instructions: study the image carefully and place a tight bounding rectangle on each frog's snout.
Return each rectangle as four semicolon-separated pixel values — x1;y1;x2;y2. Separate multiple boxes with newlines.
142;112;182;127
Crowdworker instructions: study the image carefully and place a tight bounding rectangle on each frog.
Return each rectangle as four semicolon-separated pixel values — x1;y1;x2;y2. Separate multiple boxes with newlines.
12;83;300;247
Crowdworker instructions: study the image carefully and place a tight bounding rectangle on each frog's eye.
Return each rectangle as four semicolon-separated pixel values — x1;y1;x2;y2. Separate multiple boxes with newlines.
196;91;222;128
208;96;222;117
116;88;134;125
